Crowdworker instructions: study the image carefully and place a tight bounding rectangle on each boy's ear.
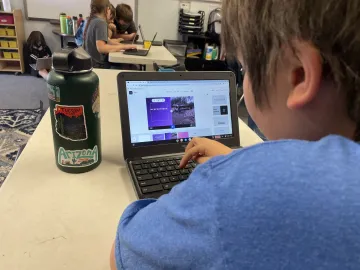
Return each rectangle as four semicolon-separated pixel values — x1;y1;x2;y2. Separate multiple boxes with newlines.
287;41;323;110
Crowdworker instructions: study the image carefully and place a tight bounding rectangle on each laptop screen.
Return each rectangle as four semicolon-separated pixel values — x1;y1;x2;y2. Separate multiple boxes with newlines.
126;79;234;147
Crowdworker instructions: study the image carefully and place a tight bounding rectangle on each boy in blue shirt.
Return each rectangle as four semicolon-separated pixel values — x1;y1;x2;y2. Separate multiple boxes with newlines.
111;0;360;269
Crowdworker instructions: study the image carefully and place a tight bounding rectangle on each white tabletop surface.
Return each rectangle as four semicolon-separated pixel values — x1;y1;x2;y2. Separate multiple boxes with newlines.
109;45;177;66
0;69;262;270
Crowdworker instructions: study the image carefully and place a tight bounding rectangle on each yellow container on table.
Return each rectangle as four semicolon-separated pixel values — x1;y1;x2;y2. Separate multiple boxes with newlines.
3;51;12;59
8;40;17;48
0;28;6;35
0;40;9;48
11;52;20;59
6;28;15;36
144;40;152;50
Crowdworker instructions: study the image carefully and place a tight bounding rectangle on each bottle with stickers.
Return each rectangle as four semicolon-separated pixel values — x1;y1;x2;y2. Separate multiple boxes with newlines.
47;47;102;173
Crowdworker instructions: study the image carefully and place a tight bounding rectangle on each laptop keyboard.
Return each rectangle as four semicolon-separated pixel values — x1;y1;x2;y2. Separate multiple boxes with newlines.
129;156;197;197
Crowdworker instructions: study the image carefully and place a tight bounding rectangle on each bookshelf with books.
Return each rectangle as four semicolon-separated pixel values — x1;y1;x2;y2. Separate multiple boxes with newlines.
0;9;25;73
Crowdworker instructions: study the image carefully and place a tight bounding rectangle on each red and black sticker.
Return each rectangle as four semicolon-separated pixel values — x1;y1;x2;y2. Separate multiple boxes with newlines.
54;105;88;141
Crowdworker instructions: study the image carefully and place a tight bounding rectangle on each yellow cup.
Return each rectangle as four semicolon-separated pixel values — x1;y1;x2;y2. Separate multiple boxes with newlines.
144;40;152;50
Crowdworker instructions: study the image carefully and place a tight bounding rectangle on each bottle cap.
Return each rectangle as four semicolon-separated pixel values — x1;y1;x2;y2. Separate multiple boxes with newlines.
60;13;66;16
52;47;93;74
79;14;83;17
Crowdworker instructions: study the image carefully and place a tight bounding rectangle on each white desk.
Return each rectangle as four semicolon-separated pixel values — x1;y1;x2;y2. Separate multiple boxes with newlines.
108;45;177;69
0;69;262;270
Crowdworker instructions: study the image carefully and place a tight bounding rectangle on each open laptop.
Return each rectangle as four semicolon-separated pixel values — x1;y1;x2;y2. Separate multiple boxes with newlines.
139;24;163;46
117;71;240;199
123;33;157;56
29;55;52;70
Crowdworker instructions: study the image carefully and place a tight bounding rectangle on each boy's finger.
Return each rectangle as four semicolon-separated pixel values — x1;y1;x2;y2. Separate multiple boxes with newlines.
185;137;201;152
185;140;196;152
180;146;205;168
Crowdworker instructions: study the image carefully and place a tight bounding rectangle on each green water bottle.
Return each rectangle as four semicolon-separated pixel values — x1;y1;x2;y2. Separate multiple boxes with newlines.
47;48;102;173
59;13;67;34
66;16;74;35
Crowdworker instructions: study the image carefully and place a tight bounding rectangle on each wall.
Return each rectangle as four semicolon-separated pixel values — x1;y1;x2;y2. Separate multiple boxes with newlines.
11;0;61;52
138;0;221;41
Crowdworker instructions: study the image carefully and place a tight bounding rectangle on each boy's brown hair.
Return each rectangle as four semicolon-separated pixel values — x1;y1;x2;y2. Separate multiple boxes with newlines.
109;4;116;20
222;0;360;139
116;3;133;23
84;0;110;39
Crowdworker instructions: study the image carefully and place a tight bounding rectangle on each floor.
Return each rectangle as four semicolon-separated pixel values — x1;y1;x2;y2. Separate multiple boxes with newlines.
0;73;49;110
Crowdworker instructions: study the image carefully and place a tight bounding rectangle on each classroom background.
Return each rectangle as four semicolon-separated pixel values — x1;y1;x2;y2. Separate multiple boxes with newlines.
9;0;222;52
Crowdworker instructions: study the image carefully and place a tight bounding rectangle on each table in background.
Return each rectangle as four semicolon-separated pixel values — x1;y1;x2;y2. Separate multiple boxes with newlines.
0;69;263;270
52;29;75;49
109;45;177;71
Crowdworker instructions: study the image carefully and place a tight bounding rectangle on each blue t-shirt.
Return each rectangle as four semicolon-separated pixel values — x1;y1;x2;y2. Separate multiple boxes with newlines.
115;135;360;269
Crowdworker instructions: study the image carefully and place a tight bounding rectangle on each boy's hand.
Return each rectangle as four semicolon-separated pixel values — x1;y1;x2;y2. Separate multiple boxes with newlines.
179;138;233;168
109;23;116;32
128;32;136;40
113;38;124;43
121;44;137;50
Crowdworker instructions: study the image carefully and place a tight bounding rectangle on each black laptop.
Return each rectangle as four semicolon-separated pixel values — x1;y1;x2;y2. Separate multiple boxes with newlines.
117;71;240;199
123;33;157;56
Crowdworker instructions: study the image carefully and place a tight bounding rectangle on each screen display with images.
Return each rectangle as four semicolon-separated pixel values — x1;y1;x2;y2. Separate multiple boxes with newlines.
126;80;233;147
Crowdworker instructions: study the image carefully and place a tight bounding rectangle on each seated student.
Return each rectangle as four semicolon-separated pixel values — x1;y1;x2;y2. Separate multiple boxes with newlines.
84;0;135;69
113;3;137;41
26;31;52;80
110;0;360;269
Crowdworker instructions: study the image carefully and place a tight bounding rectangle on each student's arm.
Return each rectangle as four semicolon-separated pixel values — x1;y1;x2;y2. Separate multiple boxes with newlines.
96;40;135;53
93;21;135;53
111;163;220;269
113;21;137;40
114;32;136;41
108;28;113;39
108;38;124;45
110;242;117;270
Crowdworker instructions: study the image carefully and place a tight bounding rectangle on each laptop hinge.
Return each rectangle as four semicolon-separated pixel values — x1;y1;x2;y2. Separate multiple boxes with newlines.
139;152;185;160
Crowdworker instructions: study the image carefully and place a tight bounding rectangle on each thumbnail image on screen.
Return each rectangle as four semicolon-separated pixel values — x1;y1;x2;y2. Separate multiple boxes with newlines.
146;96;196;130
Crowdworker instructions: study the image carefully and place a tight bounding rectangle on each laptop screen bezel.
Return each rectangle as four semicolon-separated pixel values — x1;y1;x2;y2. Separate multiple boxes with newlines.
117;71;240;160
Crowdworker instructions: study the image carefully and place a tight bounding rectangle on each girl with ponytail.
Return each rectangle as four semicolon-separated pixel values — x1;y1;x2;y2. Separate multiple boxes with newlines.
84;0;135;68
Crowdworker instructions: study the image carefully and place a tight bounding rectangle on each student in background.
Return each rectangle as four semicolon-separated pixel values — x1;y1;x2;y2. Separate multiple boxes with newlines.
84;0;135;68
107;4;117;39
26;31;52;80
110;0;360;269
114;3;137;41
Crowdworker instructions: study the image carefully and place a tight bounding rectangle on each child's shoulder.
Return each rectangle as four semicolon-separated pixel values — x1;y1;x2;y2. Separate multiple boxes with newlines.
209;135;360;184
89;17;107;26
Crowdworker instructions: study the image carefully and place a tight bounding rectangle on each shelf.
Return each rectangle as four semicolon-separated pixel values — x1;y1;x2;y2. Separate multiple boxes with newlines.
0;24;15;27
0;66;21;72
0;47;18;50
0;58;20;61
0;11;13;15
0;35;16;38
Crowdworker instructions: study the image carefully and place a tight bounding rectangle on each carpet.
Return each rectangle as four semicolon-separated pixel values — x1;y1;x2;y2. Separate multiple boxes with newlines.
0;74;49;110
0;108;43;187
